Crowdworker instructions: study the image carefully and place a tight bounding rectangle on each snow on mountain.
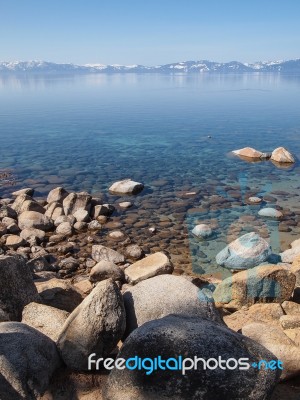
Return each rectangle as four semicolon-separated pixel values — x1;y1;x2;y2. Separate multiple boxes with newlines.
0;59;300;73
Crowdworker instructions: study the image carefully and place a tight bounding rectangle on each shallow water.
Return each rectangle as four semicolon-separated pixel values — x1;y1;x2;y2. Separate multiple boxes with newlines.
1;73;300;277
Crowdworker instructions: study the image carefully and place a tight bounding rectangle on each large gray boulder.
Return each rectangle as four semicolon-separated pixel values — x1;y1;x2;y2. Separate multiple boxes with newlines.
109;179;144;195
0;255;40;320
123;274;221;336
125;252;173;284
0;322;61;400
103;315;280;400
213;264;296;310
57;279;126;371
22;302;69;342
216;232;272;270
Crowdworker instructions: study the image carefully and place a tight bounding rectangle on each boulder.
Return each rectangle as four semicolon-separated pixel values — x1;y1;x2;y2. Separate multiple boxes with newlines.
20;228;46;243
63;192;91;216
35;278;84;312
56;221;73;236
47;187;69;204
213;264;296;310
0;322;61;399
224;303;284;331
12;188;34;197
123;274;221;336
27;254;53;272
281;300;300;315
103;315;280;400
125;252;173;284
74;221;88;231
19;199;45;215
18;211;53;231
44;202;64;220
242;322;300;380
73;208;90;222
280;246;300;263
22;302;69;342
57;279;126;371
0;255;40;320
216;232;272;270
89;260;125;283
5;234;26;250
109;179;144;195
258;208;283;218
92;245;125;264
0;205;17;219
280;314;300;330
271;147;295;163
0;222;7;236
11;194;33;214
232;147;264;159
192;223;213;238
291;254;300;286
92;204;115;218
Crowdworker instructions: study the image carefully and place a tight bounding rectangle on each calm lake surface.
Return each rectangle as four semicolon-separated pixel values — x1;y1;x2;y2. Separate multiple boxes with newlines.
1;73;300;279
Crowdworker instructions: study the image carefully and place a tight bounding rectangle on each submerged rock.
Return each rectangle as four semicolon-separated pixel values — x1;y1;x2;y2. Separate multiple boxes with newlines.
109;179;144;195
258;208;283;218
92;245;125;264
232;147;264;159
271;147;295;163
213;264;296;310
216;232;272;270
103;315;280;400
192;223;213;238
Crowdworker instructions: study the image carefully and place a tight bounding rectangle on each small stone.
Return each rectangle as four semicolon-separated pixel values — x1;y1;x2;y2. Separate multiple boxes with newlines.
119;201;132;208
125;244;143;260
5;235;26;250
248;196;262;204
109;230;125;240
192;223;213;238
74;221;88;231
88;220;102;230
258;208;283;218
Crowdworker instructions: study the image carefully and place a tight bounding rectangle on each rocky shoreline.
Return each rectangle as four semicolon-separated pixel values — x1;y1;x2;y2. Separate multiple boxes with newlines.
0;176;300;399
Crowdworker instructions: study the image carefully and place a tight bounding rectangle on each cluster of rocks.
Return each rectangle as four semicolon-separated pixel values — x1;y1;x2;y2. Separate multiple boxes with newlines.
1;181;300;399
232;146;295;165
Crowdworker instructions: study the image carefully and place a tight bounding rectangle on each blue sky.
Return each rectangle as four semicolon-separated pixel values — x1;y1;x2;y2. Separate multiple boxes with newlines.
0;0;299;65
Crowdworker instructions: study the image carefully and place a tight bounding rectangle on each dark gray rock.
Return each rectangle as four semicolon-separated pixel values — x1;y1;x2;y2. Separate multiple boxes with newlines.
0;322;61;400
0;255;40;320
103;315;280;400
57;279;126;371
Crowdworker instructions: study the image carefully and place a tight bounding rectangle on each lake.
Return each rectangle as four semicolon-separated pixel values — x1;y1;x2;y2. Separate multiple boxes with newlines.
1;73;300;279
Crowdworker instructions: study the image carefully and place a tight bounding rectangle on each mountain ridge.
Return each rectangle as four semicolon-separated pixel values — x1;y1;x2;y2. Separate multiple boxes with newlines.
1;59;300;73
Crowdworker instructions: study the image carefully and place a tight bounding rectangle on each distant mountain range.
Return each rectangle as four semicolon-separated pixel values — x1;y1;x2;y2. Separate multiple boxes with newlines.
1;59;300;74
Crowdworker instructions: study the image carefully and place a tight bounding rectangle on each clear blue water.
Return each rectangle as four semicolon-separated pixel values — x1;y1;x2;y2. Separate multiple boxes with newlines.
1;73;300;277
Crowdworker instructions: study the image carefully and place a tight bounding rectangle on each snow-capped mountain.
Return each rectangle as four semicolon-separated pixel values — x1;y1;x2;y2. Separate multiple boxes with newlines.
0;59;300;73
